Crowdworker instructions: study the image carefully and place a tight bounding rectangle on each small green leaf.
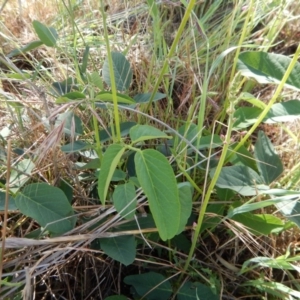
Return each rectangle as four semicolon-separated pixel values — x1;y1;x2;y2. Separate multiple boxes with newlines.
100;235;135;266
238;51;300;91
99;121;136;143
104;296;127;300
228;143;258;171
61;141;91;153
231;213;284;235
177;182;193;234
124;272;172;300
135;149;180;240
0;192;17;211
88;71;103;90
61;91;86;100
233;107;261;129
32;20;58;47
264;100;300;123
95;91;135;104
178;281;219;300
51;78;77;96
9;159;35;193
254;131;283;184
15;183;75;234
98;144;126;205
103;52;132;91
133;92;166;103
113;182;136;220
7;40;44;58
130;124;171;143
55;111;83;136
212;165;269;196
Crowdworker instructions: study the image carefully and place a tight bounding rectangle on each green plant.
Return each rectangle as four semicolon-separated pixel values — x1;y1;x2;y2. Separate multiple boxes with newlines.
1;0;300;299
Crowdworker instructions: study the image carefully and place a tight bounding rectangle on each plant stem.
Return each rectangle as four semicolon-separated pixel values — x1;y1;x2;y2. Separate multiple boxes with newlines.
180;78;237;277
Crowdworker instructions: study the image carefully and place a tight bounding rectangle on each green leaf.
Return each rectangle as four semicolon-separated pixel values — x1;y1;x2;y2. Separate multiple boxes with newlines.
32;20;58;47
99;235;135;266
177;182;193;234
212;165;269;196
113;182;136;219
178;124;222;149
227;143;258;171
276;199;300;229
135;149;180;240
88;71;104;90
264;100;300;123
15;183;75;234
98;144;125;205
0;192;17;211
61;91;86;100
254;131;283;184
133;92;166;103
124;272;172;300
178;281;219;300
55;111;83;136
95;91;135;104
81;46;89;74
51;78;77;96
99;121;136;143
104;296;127;300
9;159;35;193
61;141;91;153
130;124;171;143
231;213;284;235
240;92;267;109
233;107;261;129
7;40;44;58
238;51;300;91
102;52;132;91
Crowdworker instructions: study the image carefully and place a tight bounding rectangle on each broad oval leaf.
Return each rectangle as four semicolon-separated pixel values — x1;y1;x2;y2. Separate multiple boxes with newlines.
99;235;136;266
113;182;137;220
32;20;58;47
129;124;171;143
254;131;283;184
102;52;132;91
211;165;269;196
124;272;172;300
15;183;75;234
135;149;180;240
98;144;126;205
238;51;300;91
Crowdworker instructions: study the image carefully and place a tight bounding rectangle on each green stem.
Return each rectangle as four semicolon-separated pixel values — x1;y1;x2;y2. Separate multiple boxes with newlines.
99;1;121;142
180;84;237;277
